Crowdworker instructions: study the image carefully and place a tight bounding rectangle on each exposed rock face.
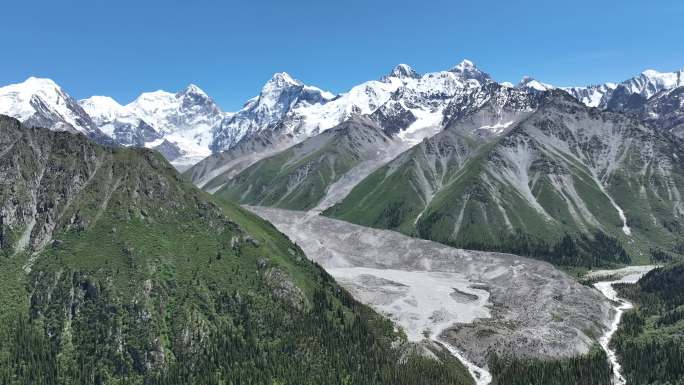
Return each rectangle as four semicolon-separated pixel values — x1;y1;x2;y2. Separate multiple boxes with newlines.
151;139;184;161
264;267;306;310
611;86;684;138
369;100;418;136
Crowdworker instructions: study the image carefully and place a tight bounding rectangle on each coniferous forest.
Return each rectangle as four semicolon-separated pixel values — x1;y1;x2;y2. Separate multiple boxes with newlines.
612;263;684;385
0;267;474;385
488;345;611;385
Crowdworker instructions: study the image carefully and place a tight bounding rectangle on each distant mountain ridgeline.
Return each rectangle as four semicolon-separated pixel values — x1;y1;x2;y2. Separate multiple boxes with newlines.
2;61;684;270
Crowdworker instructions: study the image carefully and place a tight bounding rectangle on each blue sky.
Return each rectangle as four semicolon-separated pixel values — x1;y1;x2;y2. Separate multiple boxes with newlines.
2;0;683;111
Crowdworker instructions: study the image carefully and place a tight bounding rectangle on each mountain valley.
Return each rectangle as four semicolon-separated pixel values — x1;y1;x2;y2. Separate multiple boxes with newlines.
1;58;684;385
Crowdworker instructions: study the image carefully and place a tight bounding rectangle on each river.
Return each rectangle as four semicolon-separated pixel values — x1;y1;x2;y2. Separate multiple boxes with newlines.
587;266;659;385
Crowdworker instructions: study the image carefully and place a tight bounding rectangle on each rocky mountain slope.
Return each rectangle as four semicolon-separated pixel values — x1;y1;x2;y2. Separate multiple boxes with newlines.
325;91;684;265
0;115;473;385
2;64;682;182
213;116;399;210
514;68;684;136
190;64;684;196
210;82;543;214
532;68;684;111
546;68;684;137
606;85;684;138
208;65;682;181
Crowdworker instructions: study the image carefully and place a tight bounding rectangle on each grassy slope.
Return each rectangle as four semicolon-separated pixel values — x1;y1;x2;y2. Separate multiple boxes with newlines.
215;139;356;211
324;131;484;234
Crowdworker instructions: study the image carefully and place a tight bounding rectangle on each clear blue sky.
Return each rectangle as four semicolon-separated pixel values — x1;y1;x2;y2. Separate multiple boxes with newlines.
2;0;683;111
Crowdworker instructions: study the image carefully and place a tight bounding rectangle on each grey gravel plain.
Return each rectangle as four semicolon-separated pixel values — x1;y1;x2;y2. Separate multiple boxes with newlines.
247;206;613;368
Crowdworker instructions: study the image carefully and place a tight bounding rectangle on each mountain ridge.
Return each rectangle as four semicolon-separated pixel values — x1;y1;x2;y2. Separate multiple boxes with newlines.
324;90;684;265
2;63;684;176
0;114;475;385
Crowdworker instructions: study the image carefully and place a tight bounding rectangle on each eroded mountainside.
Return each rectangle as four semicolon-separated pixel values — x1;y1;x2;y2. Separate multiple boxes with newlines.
325;91;684;266
0;115;473;385
213;116;401;210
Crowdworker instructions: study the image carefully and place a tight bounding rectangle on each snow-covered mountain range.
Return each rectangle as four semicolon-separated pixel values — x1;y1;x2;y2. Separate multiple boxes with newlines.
519;68;684;110
187;60;498;187
1;62;683;171
80;84;227;168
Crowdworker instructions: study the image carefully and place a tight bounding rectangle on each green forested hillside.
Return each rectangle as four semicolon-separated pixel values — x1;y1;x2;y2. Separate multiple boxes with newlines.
0;116;472;385
489;345;611;385
612;263;684;385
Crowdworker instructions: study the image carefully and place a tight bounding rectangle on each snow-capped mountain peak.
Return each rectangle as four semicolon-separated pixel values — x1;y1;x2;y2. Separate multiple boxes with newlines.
451;59;476;72
175;84;221;115
0;77;62;121
2;77;59;107
448;59;491;84
0;76;100;135
263;72;302;90
624;68;684;99
180;83;208;97
79;95;125;124
386;64;420;80
211;73;336;152
77;83;226;168
19;76;61;92
516;76;553;91
131;90;176;110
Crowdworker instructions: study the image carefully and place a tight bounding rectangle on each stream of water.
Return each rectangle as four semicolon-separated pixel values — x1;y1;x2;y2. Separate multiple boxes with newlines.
437;337;492;385
589;266;658;385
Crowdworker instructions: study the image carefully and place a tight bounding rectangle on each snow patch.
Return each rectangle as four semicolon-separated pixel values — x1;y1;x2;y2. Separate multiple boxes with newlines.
478;120;514;134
